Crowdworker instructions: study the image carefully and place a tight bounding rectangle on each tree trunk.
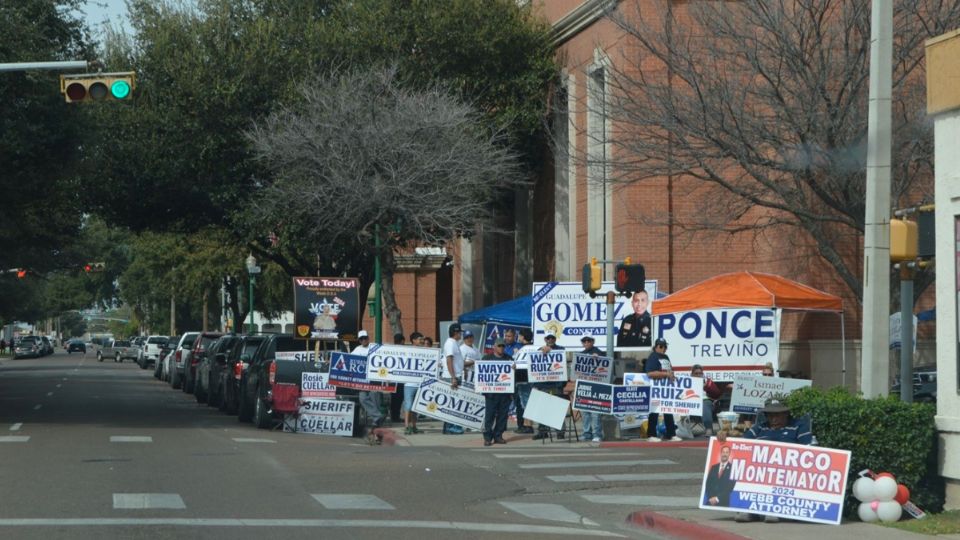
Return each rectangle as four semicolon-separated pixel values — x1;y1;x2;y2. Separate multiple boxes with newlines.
380;248;404;339
202;288;209;332
169;289;176;336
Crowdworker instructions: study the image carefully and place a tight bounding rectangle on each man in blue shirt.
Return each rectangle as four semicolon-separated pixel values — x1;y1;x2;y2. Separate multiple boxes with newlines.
644;338;679;442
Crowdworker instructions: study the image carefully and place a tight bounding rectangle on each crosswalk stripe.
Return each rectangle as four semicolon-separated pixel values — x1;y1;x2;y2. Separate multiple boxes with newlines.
0;436;29;442
113;494;185;509
9;423;22;431
519;459;674;469
500;502;598;526
547;472;702;483
231;438;276;443
582;495;699;507
492;452;639;459
312;494;394;510
110;436;153;443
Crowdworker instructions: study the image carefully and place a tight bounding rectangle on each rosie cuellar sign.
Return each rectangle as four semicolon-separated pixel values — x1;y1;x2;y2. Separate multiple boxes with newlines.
292;277;360;340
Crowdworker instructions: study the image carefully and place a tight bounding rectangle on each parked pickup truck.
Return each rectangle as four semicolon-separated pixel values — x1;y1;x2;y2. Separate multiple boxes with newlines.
237;334;364;435
97;339;139;363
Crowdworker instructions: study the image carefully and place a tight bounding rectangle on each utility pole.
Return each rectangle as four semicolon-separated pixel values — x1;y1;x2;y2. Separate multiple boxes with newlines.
861;0;893;398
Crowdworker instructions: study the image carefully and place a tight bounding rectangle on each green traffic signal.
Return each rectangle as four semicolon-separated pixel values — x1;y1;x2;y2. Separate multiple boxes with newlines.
110;80;131;99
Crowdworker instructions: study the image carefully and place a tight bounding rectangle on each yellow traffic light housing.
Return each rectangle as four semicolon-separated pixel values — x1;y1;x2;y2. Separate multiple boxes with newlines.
582;257;602;295
890;219;918;262
60;72;136;103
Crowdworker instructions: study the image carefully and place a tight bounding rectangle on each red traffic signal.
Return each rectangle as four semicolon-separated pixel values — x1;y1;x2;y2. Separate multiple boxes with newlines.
615;263;645;295
16;269;26;279
84;264;92;272
84;262;105;272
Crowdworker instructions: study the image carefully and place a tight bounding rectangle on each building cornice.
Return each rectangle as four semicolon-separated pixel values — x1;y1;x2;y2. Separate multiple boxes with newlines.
551;0;619;47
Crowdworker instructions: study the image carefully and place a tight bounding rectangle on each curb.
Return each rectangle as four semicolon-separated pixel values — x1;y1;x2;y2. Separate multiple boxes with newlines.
372;427;399;446
601;440;708;449
626;511;749;540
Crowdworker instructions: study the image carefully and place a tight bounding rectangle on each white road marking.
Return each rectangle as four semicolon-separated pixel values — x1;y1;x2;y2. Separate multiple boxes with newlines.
582;495;700;507
500;502;599;526
110;436;153;443
231;438;276;444
62;378;67;381
10;423;22;431
113;494;185;510
547;472;702;483
492;452;638;459
0;436;30;442
56;384;61;388
46;392;53;397
312;494;394;510
0;518;624;536
33;405;42;410
519;459;674;469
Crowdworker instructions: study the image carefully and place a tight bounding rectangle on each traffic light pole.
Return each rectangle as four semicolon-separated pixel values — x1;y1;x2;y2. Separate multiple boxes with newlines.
0;60;98;73
605;291;616;357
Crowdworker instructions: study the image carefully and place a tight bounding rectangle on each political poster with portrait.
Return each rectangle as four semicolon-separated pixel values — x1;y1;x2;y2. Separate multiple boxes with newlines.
481;323;530;355
473;360;515;393
525;351;568;383
654;308;781;382
623;373;703;415
292;277;361;341
572;353;614;383
532;280;658;350
285;398;354;437
729;375;812;415
328;352;396;392
412;378;485;431
365;344;441;385
699;437;851;525
611;384;650;415
301;372;336;399
572;380;613;414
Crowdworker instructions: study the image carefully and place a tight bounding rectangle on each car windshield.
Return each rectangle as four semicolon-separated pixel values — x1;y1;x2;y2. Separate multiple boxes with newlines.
21;337;39;344
114;341;131;347
147;337;167;344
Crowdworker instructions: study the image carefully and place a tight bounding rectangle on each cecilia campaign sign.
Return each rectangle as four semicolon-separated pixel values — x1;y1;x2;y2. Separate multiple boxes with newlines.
612;385;650;415
623;373;703;415
412;378;485;431
328;352;396;392
656;308;781;382
301;372;336;399
292;276;361;340
532;280;658;350
525;351;567;383
474;360;515;393
729;375;813;415
365;344;441;385
572;380;613;414
572;353;614;383
287;398;354;437
699;438;851;525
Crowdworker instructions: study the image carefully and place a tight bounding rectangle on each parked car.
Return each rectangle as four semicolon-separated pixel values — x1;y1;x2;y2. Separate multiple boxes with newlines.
40;336;54;356
218;335;268;415
137;335;169;370
182;332;223;394
98;339;139;362
169;332;201;389
66;339;86;354
195;335;241;405
155;336;178;380
14;336;43;359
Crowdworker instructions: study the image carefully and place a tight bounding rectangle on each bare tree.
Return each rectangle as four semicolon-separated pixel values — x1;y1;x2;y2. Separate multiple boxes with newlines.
247;65;524;335
593;0;958;302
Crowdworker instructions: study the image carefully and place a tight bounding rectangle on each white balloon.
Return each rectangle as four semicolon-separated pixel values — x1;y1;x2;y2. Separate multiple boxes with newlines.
852;477;876;502
877;500;903;522
858;502;879;522
874;477;898;501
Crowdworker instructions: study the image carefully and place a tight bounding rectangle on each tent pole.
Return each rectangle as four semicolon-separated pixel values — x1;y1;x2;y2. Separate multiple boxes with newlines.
841;313;846;388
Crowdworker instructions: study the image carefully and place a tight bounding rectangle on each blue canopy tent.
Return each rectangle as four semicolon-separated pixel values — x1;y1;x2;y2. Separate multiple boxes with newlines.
459;295;532;326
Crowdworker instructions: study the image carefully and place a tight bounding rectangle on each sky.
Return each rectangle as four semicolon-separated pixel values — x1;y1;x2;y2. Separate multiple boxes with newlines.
80;0;131;37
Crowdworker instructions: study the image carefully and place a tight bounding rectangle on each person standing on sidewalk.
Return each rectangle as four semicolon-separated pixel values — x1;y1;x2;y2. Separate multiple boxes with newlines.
402;331;426;435
579;335;605;442
645;338;681;442
480;339;513;446
442;323;471;434
532;334;566;441
354;331;384;428
389;332;406;424
509;329;534;434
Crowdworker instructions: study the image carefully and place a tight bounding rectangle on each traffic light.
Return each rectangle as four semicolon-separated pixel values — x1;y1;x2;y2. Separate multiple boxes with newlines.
582;257;602;295
84;262;106;272
16;269;26;279
890;219;918;262
615;260;646;296
60;72;136;103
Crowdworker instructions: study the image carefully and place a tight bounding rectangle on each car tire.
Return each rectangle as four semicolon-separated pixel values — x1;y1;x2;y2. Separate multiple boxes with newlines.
253;385;272;429
237;380;253;422
171;367;182;389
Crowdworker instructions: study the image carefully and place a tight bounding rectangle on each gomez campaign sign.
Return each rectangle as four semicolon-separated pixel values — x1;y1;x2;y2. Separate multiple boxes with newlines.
412;378;485;431
365;344;441;385
699;438;850;525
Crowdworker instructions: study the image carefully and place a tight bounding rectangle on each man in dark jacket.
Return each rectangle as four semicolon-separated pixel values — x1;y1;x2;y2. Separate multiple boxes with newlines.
644;338;679;441
480;339;514;446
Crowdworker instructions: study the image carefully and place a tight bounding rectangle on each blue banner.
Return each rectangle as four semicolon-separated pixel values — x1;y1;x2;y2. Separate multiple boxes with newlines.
572;380;613;414
612;385;650;415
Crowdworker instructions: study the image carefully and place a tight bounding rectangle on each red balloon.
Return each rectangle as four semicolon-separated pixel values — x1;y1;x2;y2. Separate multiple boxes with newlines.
877;472;896;481
895;484;910;505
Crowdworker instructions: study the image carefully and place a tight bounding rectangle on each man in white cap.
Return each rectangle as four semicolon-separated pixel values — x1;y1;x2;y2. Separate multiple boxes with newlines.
442;324;466;434
354;330;383;427
579;335;605;442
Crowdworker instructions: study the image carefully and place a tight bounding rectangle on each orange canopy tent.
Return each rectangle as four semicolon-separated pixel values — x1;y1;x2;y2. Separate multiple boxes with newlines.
651;271;846;382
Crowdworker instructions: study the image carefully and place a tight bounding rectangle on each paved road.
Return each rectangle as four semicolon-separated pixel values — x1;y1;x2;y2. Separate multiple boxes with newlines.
0;350;708;539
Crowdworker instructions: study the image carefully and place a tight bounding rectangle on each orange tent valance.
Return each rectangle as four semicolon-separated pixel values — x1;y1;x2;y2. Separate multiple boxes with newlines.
651;272;843;317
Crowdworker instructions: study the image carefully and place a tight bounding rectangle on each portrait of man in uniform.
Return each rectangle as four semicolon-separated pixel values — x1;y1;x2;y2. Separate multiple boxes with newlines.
617;290;652;347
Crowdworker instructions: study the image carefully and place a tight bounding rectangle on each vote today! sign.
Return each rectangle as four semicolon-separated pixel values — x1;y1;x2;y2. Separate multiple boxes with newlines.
412;378;486;431
284;398;355;437
699;438;851;525
729;375;812;415
365;344;441;385
623;373;703;415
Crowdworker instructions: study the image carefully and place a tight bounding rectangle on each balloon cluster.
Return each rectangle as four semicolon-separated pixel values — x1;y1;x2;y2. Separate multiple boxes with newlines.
852;473;909;522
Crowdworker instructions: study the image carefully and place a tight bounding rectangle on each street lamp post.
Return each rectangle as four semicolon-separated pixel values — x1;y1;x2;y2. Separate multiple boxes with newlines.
245;254;261;334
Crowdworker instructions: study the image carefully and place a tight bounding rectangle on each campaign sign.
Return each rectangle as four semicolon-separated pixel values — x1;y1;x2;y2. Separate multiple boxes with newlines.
532;280;658;350
655;308;781;382
289;398;354;437
512;345;540;369
328;352;396;392
412;378;485;431
276;351;320;362
572;380;613;414
482;323;530;355
730;375;813;415
366;344;441;385
699;438;850;525
292;276;361;340
461;367;475;391
301;372;335;399
474;360;515;394
623;373;703;415
612;385;651;415
615;413;645;430
573;353;614;383
526;351;567;383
